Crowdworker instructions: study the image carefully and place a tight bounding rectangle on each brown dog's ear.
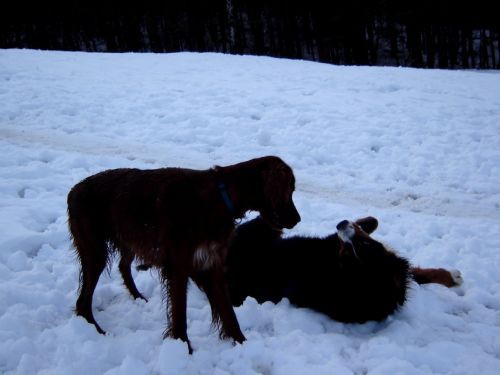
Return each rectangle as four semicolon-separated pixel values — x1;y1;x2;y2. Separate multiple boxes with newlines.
355;216;378;234
261;162;294;200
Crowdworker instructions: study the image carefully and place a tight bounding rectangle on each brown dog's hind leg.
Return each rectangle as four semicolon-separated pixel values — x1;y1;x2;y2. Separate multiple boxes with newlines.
118;251;148;302
73;228;108;334
411;267;463;287
162;264;193;354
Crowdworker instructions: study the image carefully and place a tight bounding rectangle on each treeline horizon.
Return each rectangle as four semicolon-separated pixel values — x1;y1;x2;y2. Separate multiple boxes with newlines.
1;0;499;69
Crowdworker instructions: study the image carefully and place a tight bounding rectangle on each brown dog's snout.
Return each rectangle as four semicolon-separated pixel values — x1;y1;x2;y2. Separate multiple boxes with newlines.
282;203;301;229
270;203;301;229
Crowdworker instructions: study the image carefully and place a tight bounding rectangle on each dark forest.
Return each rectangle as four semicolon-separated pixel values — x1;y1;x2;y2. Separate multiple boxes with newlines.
1;0;499;69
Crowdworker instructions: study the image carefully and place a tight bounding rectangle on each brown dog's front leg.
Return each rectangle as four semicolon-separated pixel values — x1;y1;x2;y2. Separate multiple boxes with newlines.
162;266;193;354
411;267;463;288
201;267;246;344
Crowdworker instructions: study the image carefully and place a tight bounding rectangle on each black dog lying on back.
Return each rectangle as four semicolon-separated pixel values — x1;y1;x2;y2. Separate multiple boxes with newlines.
226;216;462;323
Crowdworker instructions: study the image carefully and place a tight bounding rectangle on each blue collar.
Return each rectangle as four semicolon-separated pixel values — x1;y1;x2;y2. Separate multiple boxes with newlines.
217;180;236;217
213;166;238;218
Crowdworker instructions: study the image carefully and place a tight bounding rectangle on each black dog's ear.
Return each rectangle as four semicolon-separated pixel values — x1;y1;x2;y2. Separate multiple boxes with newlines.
355;216;378;234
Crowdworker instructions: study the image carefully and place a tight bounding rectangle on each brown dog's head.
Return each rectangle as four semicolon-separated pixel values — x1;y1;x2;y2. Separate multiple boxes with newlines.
257;156;301;229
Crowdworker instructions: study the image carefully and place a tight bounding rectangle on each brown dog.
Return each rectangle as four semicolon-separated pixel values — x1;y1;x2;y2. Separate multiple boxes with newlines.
67;156;300;353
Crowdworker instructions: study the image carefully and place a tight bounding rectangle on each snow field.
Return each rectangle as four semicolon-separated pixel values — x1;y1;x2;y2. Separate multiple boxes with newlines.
0;49;500;374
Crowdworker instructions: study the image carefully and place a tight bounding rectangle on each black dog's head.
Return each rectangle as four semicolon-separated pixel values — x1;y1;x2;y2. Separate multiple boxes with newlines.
335;217;391;259
257;156;301;229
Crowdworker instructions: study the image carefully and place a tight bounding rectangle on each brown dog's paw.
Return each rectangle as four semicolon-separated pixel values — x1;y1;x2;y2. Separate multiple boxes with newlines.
136;264;152;271
355;216;378;234
450;269;463;286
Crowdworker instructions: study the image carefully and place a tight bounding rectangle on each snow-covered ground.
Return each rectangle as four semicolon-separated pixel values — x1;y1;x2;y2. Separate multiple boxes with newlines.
1;49;500;374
